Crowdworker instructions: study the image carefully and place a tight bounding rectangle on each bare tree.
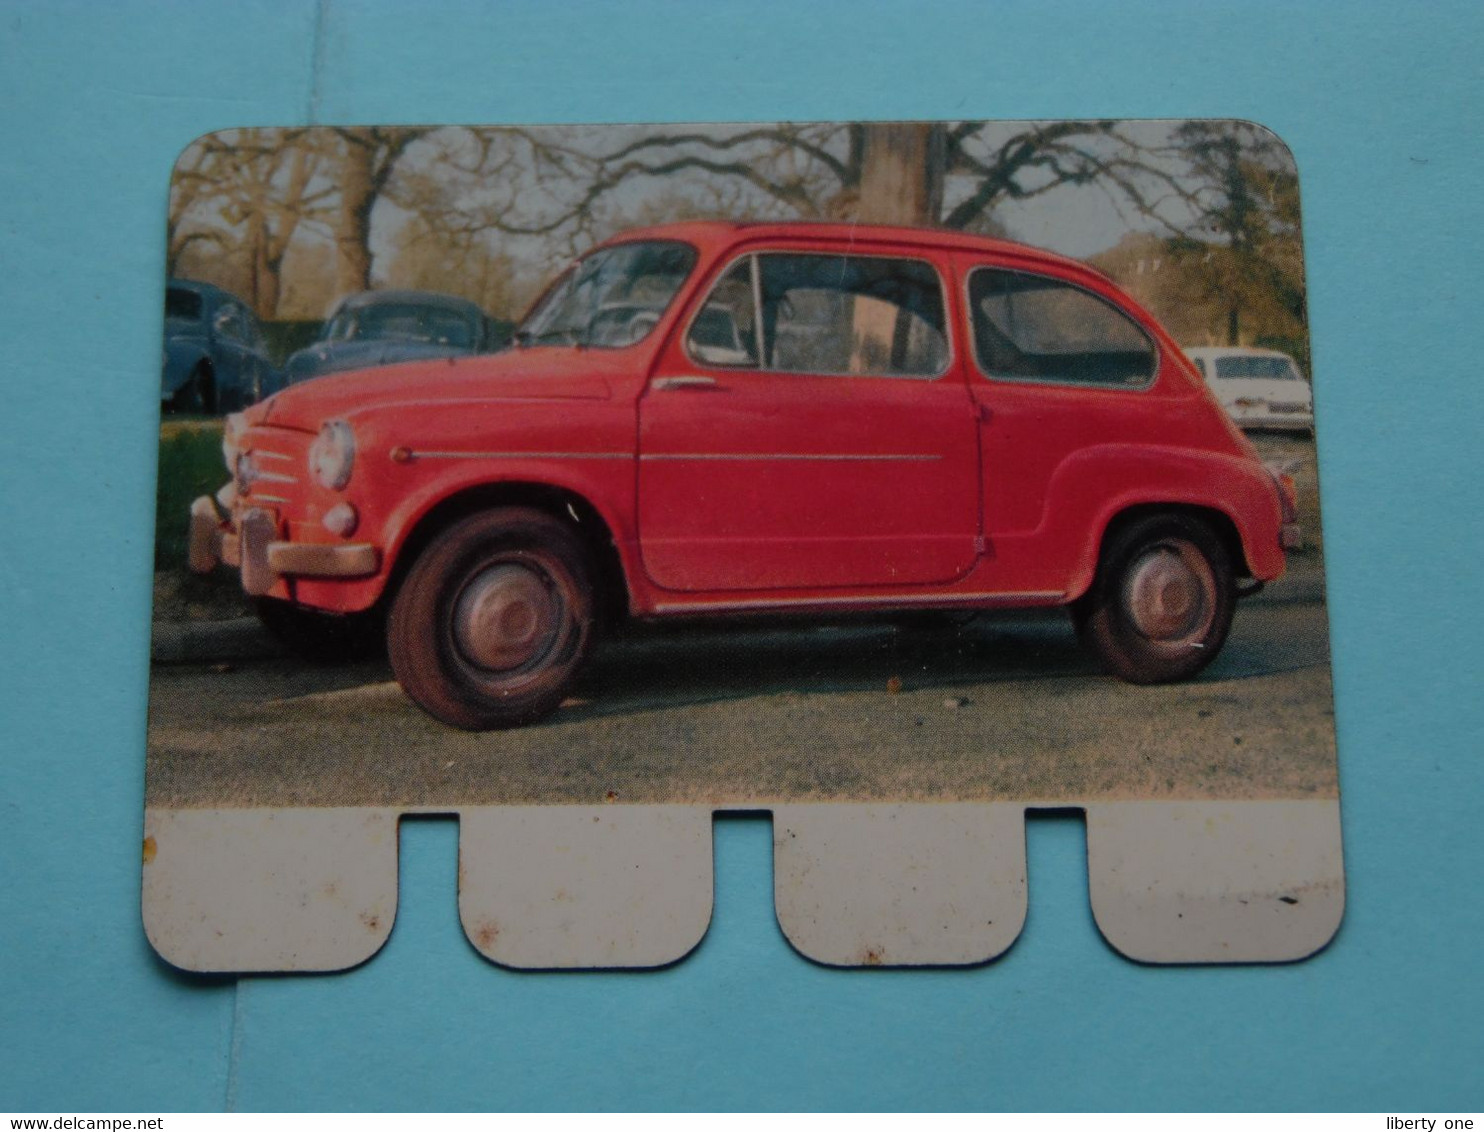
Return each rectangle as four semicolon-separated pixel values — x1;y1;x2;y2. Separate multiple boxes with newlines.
167;139;230;277
169;129;333;317
1168;121;1303;346
422;121;1200;246
168;120;1301;349
331;126;430;295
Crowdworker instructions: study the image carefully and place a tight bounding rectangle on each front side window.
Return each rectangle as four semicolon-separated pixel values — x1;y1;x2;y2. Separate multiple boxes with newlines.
516;240;698;349
968;268;1155;388
686;252;949;378
686;258;760;367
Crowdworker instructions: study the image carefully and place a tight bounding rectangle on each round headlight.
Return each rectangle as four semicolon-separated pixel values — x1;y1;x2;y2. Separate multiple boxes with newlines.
308;420;356;490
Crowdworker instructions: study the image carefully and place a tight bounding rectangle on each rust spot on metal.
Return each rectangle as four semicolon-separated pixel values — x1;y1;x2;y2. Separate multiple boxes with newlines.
861;947;885;966
389;446;413;464
886;676;903;694
360;912;381;932
604;790;619;803
142;836;157;865
473;920;501;950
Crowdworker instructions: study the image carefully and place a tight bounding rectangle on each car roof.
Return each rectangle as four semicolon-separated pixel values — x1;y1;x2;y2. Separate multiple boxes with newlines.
1184;345;1295;359
166;277;233;303
332;289;486;315
591;220;1098;275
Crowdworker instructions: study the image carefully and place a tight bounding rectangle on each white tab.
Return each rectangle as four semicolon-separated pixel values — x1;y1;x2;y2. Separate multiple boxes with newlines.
457;804;713;968
1086;799;1345;962
143;807;399;972
772;803;1027;966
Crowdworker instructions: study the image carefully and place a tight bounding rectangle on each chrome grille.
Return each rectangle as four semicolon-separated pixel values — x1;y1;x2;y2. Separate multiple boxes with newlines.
234;427;310;508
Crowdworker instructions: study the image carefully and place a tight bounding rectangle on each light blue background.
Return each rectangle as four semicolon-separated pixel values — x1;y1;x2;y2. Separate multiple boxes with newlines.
2;0;1480;1112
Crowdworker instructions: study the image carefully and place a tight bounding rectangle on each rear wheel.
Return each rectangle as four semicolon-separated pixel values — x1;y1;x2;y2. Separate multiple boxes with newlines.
1074;513;1236;684
387;507;595;730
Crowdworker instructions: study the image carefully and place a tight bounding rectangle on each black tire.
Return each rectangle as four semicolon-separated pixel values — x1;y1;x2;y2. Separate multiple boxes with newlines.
387;507;595;730
254;598;385;663
1074;513;1236;684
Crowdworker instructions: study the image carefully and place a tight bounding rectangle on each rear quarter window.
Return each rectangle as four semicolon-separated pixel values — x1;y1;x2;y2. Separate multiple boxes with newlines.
968;268;1156;388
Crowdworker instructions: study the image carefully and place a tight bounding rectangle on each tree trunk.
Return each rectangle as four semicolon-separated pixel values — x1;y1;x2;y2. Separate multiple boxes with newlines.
245;210;267;314
848;124;946;372
855;122;945;226
336;138;376;296
259;256;282;319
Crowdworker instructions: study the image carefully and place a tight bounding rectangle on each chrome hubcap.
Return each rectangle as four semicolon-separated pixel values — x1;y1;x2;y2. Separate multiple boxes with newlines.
1123;541;1215;644
452;563;560;671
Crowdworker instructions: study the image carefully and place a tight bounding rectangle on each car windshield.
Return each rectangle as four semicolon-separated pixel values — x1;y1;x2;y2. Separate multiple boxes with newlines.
515;241;698;348
1215;355;1300;380
325;303;479;348
165;288;203;321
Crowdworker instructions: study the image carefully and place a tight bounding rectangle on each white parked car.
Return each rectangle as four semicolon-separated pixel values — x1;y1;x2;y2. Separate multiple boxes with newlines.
1184;346;1314;434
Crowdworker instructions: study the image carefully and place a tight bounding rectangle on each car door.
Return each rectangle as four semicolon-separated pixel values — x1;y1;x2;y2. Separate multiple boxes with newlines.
638;248;982;594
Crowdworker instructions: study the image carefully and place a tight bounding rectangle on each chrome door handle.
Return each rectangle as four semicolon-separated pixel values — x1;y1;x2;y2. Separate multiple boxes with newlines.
652;376;722;392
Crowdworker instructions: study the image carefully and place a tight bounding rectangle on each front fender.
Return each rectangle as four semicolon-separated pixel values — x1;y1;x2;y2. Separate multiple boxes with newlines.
291;399;639;613
377;456;637;582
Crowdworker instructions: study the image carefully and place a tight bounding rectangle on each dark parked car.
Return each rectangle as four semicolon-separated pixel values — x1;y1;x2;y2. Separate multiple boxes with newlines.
284;290;502;384
162;279;281;413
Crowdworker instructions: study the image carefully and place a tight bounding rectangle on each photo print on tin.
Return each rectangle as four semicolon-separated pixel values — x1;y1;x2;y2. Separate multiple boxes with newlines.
145;120;1342;971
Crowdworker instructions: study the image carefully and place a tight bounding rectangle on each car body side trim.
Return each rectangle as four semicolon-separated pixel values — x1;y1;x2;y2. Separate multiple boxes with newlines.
650;590;1064;615
408;450;633;460
640;452;940;463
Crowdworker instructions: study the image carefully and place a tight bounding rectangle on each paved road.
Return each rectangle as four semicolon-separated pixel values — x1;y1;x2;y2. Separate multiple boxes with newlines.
146;558;1338;809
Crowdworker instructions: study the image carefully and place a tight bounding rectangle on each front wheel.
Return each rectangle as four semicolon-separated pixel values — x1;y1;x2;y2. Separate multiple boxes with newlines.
387;507;595;730
1074;514;1236;684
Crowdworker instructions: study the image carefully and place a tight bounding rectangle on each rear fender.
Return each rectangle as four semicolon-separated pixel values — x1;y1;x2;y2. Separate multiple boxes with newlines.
1045;444;1286;599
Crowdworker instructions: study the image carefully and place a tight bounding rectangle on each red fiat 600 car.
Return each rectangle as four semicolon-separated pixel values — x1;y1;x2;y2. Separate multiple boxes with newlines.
188;222;1301;729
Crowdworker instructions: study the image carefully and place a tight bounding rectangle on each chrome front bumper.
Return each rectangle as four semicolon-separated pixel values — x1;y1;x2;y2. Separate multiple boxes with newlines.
188;495;378;596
